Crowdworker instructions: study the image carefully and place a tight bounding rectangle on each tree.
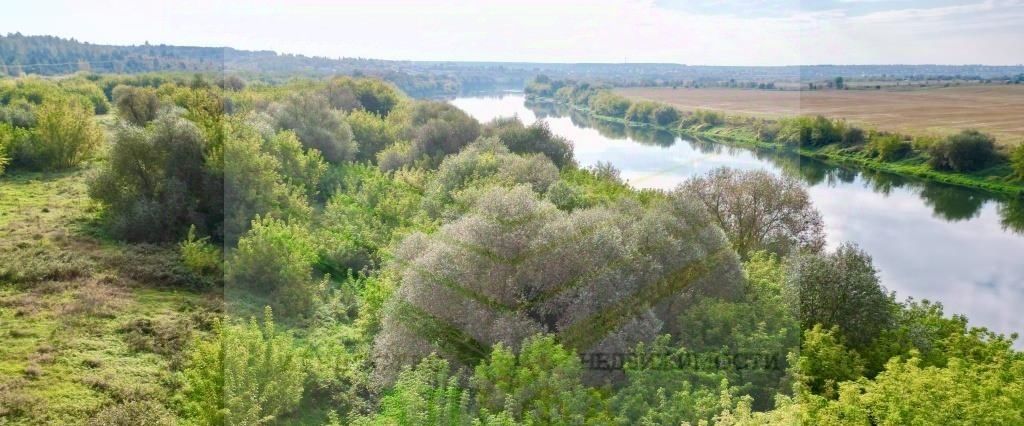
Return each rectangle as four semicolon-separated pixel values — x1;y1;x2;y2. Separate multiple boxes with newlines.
927;129;998;172
783;243;894;349
18;97;102;170
112;85;160;126
679;167;825;258
421;137;559;218
178;308;306;425
272;93;357;163
89;114;214;241
482;118;574;168
372;185;743;383
346;109;397;163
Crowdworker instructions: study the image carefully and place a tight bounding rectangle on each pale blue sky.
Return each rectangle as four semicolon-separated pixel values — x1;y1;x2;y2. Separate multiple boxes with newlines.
3;0;1022;65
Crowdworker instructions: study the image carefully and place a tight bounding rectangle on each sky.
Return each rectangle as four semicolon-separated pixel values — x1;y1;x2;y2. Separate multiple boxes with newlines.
2;0;1023;65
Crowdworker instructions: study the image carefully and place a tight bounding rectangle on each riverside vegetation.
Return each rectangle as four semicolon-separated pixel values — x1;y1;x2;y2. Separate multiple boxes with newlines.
526;76;1024;196
0;72;1022;424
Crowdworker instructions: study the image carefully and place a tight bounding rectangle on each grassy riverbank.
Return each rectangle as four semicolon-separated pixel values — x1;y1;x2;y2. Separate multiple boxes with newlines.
533;95;1024;197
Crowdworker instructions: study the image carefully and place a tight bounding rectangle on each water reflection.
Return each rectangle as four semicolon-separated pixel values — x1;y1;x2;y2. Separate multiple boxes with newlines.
449;93;1024;343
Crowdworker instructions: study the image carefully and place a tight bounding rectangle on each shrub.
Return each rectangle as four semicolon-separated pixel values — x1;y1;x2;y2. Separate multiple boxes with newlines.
624;101;659;124
261;129;327;199
794;325;865;397
588;91;631;117
472;335;602;423
652;105;680;127
227;216;320;316
17;97;102;170
89;399;176;426
680;167;825;258
0;99;37;127
1010;142;1024;180
179;225;222;278
482;117;574;168
927;129;998;172
0;123;15;175
177;308;306;425
351;355;471;425
376;141;418;172
421;138;559;217
89;115;213;242
271;93;357;163
112;85;160;126
223;119;312;241
866;133;912;161
777;115;841;147
346;109;397;162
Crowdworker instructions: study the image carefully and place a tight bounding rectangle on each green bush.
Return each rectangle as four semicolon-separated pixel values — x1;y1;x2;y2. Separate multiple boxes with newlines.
783;243;894;349
652;105;680;126
227;216;320;316
179;225;222;278
588;91;631;117
866;133;912;161
482;117;574;168
0;123;14;175
1010;142;1024;180
346;109;397;162
177;308;306;425
927;129;999;172
794;325;865;397
14;97;102;170
624;101;659;124
271;93;357;163
89;114;215;242
112;85;160;126
421;137;559;217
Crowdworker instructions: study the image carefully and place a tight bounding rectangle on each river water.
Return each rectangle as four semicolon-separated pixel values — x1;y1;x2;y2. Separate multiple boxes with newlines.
450;92;1024;342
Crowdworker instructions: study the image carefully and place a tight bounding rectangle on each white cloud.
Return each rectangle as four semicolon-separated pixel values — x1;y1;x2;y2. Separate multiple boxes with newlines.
1;0;1021;65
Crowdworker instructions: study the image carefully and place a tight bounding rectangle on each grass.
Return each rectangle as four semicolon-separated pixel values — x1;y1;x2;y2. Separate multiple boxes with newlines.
0;168;220;425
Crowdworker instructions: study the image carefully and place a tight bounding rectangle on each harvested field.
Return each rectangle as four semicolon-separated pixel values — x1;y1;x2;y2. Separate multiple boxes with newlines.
616;85;1024;145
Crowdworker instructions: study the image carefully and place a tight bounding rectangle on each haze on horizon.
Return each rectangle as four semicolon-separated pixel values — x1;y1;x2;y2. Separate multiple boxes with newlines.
3;0;1023;66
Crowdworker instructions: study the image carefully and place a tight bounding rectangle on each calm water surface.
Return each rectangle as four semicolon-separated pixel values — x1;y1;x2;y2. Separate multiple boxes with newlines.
451;93;1024;342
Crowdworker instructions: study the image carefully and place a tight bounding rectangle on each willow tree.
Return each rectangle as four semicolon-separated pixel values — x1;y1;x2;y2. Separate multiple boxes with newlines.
680;167;825;258
372;185;743;384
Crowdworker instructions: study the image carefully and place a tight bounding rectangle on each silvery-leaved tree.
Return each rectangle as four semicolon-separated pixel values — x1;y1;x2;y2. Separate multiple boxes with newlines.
372;185;744;386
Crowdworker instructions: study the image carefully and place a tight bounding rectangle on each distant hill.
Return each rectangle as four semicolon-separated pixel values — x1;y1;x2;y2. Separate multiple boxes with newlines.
3;33;1023;96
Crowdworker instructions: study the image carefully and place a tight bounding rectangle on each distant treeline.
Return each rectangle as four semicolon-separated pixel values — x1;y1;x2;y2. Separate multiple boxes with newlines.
6;33;1024;96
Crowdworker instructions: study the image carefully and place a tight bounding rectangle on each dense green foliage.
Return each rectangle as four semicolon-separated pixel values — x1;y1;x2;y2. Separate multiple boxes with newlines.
178;309;306;425
2;73;1020;425
927;129;999;172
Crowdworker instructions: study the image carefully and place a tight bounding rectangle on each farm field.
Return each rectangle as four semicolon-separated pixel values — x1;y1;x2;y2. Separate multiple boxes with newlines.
616;85;1024;145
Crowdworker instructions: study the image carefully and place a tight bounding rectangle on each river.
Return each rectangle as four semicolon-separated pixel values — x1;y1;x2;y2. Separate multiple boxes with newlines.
450;92;1024;342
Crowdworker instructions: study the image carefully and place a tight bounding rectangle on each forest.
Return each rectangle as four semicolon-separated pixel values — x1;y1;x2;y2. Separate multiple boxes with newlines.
1;71;1022;425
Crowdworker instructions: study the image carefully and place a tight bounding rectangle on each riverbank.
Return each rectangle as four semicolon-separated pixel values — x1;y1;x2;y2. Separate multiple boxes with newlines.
531;95;1024;197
